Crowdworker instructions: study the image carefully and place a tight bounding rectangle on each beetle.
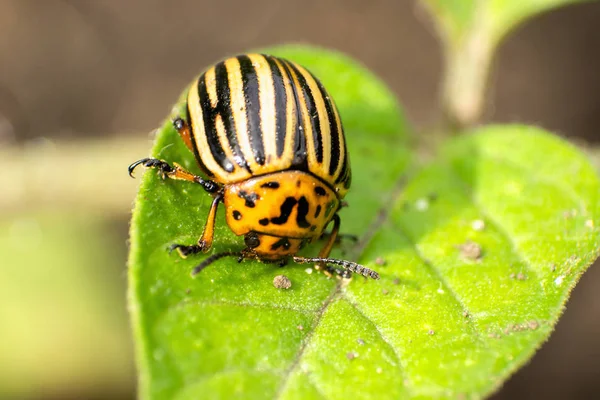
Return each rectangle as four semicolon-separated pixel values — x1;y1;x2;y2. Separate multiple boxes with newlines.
128;53;379;280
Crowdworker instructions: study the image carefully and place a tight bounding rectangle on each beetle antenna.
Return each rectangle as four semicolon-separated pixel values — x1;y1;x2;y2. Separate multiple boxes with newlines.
293;256;380;280
191;251;242;276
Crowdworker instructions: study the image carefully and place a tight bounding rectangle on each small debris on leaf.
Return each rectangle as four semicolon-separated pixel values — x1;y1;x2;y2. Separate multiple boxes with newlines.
428;330;435;336
471;219;485;231
346;352;358;360
297;325;304;331
305;268;313;274
273;275;292;289
375;257;387;266
415;197;429;211
528;320;539;330
457;240;482;261
382;288;389;295
392;277;400;285
357;338;365;346
563;209;577;219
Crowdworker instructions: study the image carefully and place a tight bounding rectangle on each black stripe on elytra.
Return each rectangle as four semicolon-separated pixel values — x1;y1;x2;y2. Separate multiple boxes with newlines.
296;196;311;228
215;61;251;172
312;74;340;176
198;72;233;173
238;55;265;165
279;59;309;172
286;62;323;164
265;55;288;158
270;197;297;225
335;151;349;184
185;103;214;177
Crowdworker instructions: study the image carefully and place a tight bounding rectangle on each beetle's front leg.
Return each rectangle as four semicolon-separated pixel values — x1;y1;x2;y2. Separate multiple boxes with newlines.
169;194;223;257
128;158;219;194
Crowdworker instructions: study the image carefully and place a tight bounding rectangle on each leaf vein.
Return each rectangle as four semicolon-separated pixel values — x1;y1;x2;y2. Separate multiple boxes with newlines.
343;297;411;395
389;220;489;348
274;284;341;399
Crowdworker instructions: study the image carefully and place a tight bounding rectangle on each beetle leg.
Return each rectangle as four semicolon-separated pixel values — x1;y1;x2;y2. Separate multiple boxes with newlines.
169;194;222;257
318;214;341;259
128;157;219;194
318;231;358;245
313;214;343;277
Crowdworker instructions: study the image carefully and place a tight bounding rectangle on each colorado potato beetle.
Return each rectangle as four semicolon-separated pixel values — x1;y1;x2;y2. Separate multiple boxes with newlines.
129;53;379;280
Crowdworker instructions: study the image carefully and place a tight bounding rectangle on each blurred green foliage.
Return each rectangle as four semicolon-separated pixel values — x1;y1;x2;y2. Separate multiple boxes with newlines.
0;214;134;398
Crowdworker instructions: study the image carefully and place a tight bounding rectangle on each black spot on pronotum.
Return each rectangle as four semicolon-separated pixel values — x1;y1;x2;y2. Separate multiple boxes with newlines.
233;210;242;220
314;186;326;196
296;196;311;228
271;197;298;225
261;182;280;189
271;237;291;251
314;205;322;218
259;218;269;226
238;190;259;208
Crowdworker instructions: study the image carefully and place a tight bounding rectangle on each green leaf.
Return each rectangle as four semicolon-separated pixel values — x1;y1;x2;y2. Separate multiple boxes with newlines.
128;45;412;399
421;0;593;49
128;46;600;399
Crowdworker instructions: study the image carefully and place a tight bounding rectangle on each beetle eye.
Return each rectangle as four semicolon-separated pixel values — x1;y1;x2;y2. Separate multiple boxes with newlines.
244;233;260;249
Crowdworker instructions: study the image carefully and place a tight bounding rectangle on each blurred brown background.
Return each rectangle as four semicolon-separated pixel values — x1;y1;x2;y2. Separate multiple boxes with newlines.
1;0;599;399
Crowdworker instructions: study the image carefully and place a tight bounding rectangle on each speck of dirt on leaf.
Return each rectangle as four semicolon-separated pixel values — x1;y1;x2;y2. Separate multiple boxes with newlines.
503;321;541;335
415;197;429;211
357;338;365;346
428;330;435;336
563;209;577;219
305;268;313;275
471;219;485;231
273;275;292;289
375;257;387;266
393;277;400;285
457;240;482;261
463;311;469;318
550;263;556;272
346;352;358;360
528;320;539;330
297;325;304;331
511;272;527;281
382;288;389;295
185;288;191;295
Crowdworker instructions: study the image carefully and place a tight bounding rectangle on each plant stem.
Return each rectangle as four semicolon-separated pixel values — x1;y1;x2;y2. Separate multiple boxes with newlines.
440;2;495;131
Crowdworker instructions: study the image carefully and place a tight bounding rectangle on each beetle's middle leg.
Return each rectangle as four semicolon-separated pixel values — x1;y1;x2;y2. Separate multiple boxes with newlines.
314;214;346;277
169;193;223;257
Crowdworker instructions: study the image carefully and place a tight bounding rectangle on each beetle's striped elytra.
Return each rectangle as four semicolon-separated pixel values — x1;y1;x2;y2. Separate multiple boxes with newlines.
128;53;379;280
